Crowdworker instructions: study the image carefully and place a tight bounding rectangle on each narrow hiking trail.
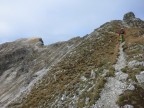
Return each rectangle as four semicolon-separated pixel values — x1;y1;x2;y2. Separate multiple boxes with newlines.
92;43;129;108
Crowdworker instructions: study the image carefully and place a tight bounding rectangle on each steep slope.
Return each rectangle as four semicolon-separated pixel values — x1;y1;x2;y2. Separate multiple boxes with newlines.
0;37;82;107
16;22;119;108
0;12;144;108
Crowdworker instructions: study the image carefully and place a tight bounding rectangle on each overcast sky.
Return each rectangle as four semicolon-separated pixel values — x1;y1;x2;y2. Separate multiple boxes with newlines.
0;0;144;45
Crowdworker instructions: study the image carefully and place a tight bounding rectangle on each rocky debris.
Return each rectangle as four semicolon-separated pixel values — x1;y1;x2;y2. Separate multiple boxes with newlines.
123;104;134;108
128;60;144;68
80;76;87;81
136;71;144;84
92;77;128;108
127;84;135;91
115;72;128;81
115;43;126;72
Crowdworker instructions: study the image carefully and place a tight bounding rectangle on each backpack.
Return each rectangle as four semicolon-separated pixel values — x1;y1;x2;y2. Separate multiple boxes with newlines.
120;30;125;34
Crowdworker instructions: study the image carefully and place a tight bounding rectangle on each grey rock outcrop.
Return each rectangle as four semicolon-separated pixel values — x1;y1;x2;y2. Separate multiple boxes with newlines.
0;37;82;108
123;12;144;28
136;71;144;86
15;37;44;46
123;104;134;108
127;84;135;91
123;12;136;21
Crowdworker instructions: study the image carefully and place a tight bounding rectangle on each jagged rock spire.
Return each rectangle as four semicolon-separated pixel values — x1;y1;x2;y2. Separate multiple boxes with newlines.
123;12;144;28
123;12;136;21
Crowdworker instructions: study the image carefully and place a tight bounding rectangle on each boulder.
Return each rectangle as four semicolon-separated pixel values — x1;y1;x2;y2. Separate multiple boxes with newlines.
123;104;134;108
136;71;144;84
127;84;135;91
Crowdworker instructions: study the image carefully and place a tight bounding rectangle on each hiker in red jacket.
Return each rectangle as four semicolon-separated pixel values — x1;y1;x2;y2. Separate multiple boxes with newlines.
118;28;126;43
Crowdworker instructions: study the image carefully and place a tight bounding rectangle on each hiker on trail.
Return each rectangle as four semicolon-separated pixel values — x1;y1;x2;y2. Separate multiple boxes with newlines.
118;28;126;43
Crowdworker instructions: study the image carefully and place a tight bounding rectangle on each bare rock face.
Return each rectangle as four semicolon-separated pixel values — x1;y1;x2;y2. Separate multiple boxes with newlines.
0;37;82;108
0;38;44;75
123;12;144;28
136;71;144;88
123;104;134;108
15;37;44;46
123;12;136;21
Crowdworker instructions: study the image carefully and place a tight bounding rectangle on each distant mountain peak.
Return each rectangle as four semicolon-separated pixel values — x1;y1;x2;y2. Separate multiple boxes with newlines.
123;12;136;21
123;12;144;28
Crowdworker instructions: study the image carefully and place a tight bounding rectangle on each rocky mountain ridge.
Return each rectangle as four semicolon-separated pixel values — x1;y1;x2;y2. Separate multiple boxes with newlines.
0;12;144;108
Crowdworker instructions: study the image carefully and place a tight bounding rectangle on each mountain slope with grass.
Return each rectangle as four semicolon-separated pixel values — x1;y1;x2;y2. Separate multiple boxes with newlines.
0;12;144;108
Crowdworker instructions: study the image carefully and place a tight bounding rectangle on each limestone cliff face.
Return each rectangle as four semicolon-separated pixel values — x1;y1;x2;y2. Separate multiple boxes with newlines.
0;12;144;108
0;37;82;107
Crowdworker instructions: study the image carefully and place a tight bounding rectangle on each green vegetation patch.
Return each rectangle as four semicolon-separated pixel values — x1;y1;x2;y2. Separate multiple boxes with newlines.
117;85;144;108
77;76;107;107
106;66;115;77
121;66;143;82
